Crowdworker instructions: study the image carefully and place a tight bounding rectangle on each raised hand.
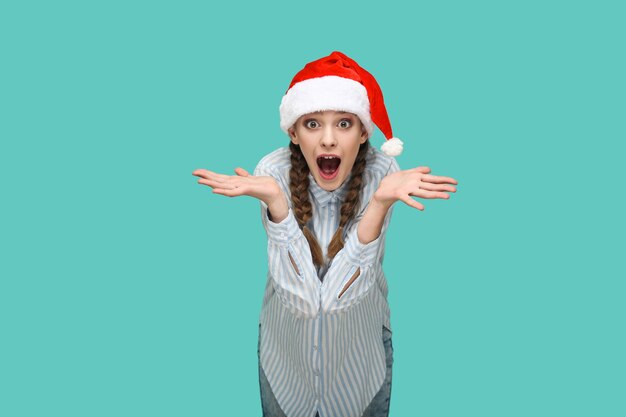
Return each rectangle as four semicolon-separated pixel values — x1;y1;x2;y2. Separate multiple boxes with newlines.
192;167;279;203
192;167;289;222
373;166;458;211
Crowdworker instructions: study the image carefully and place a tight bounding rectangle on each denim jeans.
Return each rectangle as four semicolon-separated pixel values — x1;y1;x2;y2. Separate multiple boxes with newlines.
258;325;393;417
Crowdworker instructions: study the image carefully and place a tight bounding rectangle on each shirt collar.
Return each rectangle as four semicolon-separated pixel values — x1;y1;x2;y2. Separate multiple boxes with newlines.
308;172;352;207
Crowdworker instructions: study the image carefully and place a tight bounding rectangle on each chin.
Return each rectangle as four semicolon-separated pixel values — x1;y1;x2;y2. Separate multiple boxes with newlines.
314;171;346;192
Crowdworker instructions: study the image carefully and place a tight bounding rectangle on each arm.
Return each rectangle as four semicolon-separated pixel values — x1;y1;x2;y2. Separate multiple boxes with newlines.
318;160;459;314
192;163;322;317
319;207;394;313
254;163;322;318
192;159;458;316
318;160;399;314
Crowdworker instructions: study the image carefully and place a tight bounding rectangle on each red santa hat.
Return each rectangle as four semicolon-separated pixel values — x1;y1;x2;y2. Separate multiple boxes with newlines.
279;51;404;157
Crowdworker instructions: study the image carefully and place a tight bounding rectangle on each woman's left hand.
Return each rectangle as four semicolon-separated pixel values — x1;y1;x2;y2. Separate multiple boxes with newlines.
373;167;458;211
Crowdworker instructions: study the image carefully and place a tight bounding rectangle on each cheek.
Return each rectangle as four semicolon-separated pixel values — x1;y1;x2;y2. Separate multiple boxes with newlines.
347;147;363;171
303;151;318;171
342;156;358;174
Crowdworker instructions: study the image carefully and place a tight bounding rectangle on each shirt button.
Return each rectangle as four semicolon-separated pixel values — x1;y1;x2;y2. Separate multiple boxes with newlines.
313;370;319;376
313;345;318;351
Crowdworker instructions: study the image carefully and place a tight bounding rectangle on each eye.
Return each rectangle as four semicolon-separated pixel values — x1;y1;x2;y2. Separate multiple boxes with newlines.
304;119;319;129
338;119;352;129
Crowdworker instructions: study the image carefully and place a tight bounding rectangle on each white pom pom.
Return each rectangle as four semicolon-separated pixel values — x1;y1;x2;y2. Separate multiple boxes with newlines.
381;137;403;156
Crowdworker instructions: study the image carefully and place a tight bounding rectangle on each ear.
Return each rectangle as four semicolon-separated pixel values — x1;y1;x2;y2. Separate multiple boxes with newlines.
359;125;368;144
288;126;299;145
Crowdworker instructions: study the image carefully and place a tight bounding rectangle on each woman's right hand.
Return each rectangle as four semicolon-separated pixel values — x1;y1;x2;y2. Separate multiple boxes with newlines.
192;167;289;221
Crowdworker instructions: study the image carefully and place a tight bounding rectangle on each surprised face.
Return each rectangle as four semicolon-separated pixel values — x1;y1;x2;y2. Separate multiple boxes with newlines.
288;110;368;192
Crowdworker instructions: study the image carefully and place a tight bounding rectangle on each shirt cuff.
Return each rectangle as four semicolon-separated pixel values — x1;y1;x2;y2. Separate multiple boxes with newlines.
343;227;381;267
264;206;302;245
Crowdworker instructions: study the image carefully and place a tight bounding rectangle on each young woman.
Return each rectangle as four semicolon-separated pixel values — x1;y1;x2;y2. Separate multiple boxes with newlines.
193;51;459;417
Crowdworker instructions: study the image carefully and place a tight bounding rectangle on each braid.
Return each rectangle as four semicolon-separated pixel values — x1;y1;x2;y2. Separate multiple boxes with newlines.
289;142;324;268
327;140;369;261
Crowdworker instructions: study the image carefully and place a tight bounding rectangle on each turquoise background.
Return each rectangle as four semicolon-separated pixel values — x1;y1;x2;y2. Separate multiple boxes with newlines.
1;0;624;416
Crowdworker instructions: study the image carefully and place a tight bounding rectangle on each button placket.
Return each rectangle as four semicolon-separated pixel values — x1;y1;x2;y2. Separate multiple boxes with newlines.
312;312;322;396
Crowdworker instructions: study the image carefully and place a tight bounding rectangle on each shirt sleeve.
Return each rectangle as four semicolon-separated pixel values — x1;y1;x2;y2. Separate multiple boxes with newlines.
254;162;321;318
319;157;400;314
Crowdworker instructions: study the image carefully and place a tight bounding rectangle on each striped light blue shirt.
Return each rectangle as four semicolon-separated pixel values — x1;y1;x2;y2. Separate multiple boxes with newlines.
254;145;400;417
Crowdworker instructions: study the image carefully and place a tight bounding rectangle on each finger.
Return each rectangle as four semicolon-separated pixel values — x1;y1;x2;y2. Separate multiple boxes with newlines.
198;178;238;190
400;195;424;210
204;169;232;182
192;169;231;182
212;188;245;197
192;169;211;178
235;167;251;177
409;166;431;174
411;189;450;199
193;168;219;178
421;174;458;184
197;178;223;189
418;182;457;193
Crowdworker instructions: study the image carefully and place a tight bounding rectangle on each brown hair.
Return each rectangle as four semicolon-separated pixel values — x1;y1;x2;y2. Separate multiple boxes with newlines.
289;140;370;270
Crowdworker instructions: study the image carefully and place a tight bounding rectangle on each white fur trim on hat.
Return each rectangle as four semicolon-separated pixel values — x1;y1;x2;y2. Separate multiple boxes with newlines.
279;75;374;137
381;137;403;156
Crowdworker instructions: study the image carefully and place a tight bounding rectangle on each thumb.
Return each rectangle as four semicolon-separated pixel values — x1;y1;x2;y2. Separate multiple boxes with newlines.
234;167;250;177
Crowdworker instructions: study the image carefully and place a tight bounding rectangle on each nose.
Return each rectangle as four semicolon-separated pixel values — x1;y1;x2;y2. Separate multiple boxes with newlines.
320;125;337;149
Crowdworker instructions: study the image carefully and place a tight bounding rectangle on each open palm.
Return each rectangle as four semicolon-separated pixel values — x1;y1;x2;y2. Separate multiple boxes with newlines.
192;167;282;205
374;166;458;211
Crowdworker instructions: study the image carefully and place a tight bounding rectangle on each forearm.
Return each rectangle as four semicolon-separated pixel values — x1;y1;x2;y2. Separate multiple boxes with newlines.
262;205;321;317
357;196;393;244
267;193;289;224
320;204;394;313
251;162;289;224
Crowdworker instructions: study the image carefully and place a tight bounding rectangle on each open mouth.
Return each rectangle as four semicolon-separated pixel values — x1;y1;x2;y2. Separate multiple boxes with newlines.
316;155;341;180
